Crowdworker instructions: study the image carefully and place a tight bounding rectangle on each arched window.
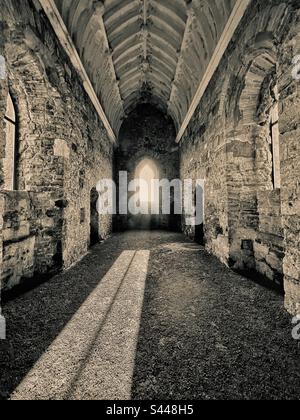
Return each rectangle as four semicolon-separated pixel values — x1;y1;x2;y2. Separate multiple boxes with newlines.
239;53;281;190
3;93;16;190
135;158;159;209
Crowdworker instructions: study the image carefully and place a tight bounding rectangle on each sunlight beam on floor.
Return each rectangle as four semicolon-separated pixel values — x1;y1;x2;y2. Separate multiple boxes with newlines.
11;250;150;400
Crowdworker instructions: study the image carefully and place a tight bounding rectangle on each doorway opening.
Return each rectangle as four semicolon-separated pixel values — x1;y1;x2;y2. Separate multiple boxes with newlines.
90;187;100;247
194;186;205;245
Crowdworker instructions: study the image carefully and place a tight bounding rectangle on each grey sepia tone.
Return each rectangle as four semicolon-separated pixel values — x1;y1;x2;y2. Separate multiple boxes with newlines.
0;0;299;401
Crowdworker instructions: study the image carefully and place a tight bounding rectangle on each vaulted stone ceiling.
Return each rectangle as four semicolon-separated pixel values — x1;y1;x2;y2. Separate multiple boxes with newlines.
53;0;238;136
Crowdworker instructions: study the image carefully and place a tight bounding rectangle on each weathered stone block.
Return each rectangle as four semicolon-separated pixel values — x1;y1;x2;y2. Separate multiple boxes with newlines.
285;277;300;315
54;139;70;159
266;252;283;273
254;241;269;261
256;261;275;281
1;236;36;290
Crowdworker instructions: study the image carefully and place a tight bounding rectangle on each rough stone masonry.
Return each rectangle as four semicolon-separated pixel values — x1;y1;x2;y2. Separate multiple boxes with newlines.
180;1;300;315
0;0;299;316
0;0;114;290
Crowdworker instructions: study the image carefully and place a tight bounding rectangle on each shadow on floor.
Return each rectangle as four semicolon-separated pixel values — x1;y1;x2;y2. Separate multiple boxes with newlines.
0;231;185;400
0;236;126;399
1;231;299;400
131;240;300;400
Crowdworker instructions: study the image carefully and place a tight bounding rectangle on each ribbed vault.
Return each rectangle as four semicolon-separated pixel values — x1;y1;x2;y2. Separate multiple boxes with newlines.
54;0;238;136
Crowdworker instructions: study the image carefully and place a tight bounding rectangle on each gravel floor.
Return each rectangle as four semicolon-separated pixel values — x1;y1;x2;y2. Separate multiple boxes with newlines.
0;231;299;400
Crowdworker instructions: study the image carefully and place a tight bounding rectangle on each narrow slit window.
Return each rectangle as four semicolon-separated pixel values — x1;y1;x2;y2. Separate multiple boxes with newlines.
3;93;16;190
270;90;281;190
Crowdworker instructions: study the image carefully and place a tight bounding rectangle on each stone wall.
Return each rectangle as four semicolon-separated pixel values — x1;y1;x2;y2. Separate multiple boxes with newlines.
115;104;180;231
278;15;300;314
0;0;299;315
180;75;229;264
0;192;35;290
180;0;300;314
0;43;7;188
0;0;114;289
254;190;284;285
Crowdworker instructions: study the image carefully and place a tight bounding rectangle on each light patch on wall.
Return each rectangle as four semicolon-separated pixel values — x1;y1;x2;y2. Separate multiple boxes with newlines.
135;158;159;209
54;139;70;159
0;55;6;79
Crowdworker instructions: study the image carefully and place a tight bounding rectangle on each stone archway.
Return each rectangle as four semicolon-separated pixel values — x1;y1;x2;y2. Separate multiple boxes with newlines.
114;104;180;232
226;40;285;288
